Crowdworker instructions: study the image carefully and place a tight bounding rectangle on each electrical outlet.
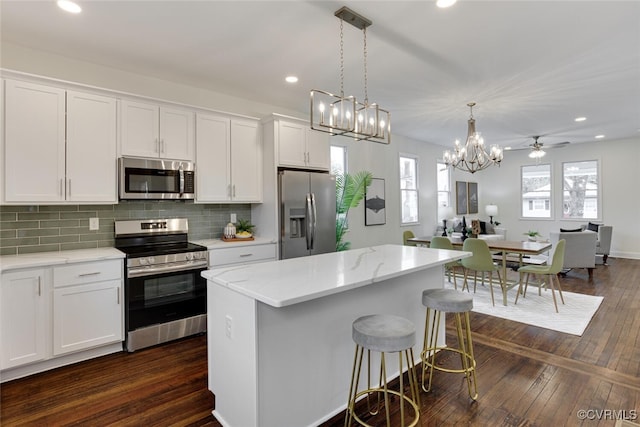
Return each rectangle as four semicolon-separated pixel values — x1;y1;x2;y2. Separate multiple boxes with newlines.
230;213;237;223
89;217;99;231
225;315;233;338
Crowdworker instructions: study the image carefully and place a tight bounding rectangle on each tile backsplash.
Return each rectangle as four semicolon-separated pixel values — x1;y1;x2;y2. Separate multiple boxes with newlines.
0;202;251;255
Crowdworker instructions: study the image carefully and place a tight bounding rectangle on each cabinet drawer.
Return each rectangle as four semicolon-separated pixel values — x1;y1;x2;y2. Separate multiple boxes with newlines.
53;260;122;287
209;244;276;267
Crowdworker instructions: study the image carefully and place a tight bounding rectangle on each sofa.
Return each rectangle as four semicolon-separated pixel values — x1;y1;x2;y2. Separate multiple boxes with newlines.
549;230;597;279
447;219;506;241
583;223;613;265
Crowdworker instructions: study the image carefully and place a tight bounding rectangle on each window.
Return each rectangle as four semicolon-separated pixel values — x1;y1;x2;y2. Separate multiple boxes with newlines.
563;160;599;219
521;164;551;218
436;161;451;208
330;145;347;176
399;155;419;224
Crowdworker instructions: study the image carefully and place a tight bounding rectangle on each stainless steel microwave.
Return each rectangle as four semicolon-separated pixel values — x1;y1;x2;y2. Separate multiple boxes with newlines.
118;157;195;200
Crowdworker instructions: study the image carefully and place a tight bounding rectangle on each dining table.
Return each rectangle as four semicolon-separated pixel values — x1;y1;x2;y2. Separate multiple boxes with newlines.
408;236;553;306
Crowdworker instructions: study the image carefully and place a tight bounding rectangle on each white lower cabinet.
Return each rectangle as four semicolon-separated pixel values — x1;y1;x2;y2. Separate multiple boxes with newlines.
209;243;276;268
0;259;124;379
53;280;122;356
0;269;48;370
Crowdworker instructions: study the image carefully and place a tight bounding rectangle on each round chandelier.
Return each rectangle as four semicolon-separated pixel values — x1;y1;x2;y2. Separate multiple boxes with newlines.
443;102;503;173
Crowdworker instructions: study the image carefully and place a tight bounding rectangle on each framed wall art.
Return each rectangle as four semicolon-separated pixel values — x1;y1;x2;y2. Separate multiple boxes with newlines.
456;181;468;215
365;178;386;225
467;182;478;214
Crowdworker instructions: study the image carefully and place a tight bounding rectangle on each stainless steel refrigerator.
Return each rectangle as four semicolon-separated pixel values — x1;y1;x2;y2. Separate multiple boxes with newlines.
278;169;336;259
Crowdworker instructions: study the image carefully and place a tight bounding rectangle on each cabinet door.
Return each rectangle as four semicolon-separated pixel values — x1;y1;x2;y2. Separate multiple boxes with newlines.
231;119;262;202
305;128;330;170
1;269;48;369
66;91;117;202
120;100;160;158
195;114;231;202
4;80;65;202
160;107;195;161
277;120;306;168
53;280;122;356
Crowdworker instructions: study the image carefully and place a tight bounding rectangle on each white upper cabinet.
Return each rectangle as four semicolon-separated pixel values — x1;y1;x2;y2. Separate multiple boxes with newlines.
66;90;117;202
277;118;330;171
196;113;262;203
121;99;194;161
3;80;117;203
4;80;66;202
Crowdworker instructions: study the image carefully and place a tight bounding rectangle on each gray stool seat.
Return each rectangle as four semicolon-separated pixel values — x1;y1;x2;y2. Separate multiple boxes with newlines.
346;314;420;426
422;289;473;313
420;288;478;400
352;314;416;353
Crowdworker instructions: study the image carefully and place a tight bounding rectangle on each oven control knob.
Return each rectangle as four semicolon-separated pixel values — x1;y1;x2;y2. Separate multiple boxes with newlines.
148;257;155;264
139;257;148;265
185;253;194;261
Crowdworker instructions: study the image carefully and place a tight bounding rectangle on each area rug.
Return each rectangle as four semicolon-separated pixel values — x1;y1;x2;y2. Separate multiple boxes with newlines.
443;279;603;336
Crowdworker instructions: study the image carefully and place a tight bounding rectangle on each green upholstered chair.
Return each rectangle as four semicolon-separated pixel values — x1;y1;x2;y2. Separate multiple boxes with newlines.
403;230;417;246
515;239;566;312
430;236;463;290
460;238;502;306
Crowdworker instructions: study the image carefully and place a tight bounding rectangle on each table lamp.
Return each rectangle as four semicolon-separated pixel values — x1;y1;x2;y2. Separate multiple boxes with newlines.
485;204;498;224
439;206;454;236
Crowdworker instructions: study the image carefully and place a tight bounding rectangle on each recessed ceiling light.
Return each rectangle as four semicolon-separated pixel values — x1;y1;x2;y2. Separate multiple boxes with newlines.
595;134;605;139
574;117;587;122
285;76;298;83
57;0;81;14
436;0;457;8
504;146;512;150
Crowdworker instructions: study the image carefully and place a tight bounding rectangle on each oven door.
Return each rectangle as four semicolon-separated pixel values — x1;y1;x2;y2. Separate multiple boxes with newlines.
125;266;206;332
119;157;195;200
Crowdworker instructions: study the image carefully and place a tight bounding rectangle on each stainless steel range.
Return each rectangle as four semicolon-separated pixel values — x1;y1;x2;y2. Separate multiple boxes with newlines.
115;218;208;352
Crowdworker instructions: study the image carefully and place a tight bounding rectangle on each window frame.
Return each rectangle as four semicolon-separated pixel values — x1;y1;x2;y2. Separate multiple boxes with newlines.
520;163;553;219
561;159;600;221
399;153;419;225
436;161;452;210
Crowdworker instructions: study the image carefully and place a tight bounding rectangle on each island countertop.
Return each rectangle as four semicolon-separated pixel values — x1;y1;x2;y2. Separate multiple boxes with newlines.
202;244;469;308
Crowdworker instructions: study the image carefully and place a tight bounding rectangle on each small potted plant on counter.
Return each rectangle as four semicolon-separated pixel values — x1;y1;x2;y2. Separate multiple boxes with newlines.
523;230;541;241
235;218;255;239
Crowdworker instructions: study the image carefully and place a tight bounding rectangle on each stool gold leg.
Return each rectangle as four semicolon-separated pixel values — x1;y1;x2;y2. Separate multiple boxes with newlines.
421;308;440;392
456;312;478;400
345;345;364;427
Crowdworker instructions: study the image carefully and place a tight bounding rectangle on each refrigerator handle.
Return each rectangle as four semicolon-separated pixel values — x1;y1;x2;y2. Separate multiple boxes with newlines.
305;193;313;250
310;193;317;250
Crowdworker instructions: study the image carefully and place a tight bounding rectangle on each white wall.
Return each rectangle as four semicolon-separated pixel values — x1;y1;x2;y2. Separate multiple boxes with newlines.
4;42;638;259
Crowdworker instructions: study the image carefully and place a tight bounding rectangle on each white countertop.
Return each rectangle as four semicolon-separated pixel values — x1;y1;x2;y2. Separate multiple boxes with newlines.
194;237;277;249
202;244;470;308
0;248;125;272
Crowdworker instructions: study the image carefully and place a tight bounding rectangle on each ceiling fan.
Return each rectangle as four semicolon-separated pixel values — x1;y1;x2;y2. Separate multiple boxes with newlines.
508;135;570;159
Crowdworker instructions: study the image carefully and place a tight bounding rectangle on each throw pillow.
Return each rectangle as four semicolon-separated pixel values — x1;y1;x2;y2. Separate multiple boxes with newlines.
560;228;582;232
484;222;495;234
587;222;601;232
478;220;488;234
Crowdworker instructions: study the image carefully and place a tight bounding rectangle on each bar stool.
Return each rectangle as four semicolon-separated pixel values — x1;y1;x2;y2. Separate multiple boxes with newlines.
345;314;420;427
420;289;478;400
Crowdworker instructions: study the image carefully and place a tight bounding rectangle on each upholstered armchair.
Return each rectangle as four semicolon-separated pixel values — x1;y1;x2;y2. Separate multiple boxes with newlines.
549;230;597;279
594;226;613;264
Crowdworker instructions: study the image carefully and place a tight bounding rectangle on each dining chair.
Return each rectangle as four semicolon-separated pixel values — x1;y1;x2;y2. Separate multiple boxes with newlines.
515;239;566;312
403;230;417;246
430;236;463;290
460;238;502;306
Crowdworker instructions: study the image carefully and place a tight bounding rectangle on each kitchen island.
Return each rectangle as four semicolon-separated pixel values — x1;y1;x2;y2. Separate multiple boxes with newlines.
202;244;469;427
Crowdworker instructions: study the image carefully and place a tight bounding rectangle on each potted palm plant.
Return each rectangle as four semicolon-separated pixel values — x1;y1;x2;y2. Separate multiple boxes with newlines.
335;171;372;251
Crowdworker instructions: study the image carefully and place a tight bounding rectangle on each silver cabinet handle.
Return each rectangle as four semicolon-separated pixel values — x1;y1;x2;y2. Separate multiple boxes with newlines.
239;253;253;258
60;179;63;196
117;287;120;305
68;178;71;197
161;139;165;153
78;272;101;277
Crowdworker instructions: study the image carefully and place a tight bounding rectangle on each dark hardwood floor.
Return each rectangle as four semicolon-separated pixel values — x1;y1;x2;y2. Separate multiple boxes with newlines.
2;258;639;426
